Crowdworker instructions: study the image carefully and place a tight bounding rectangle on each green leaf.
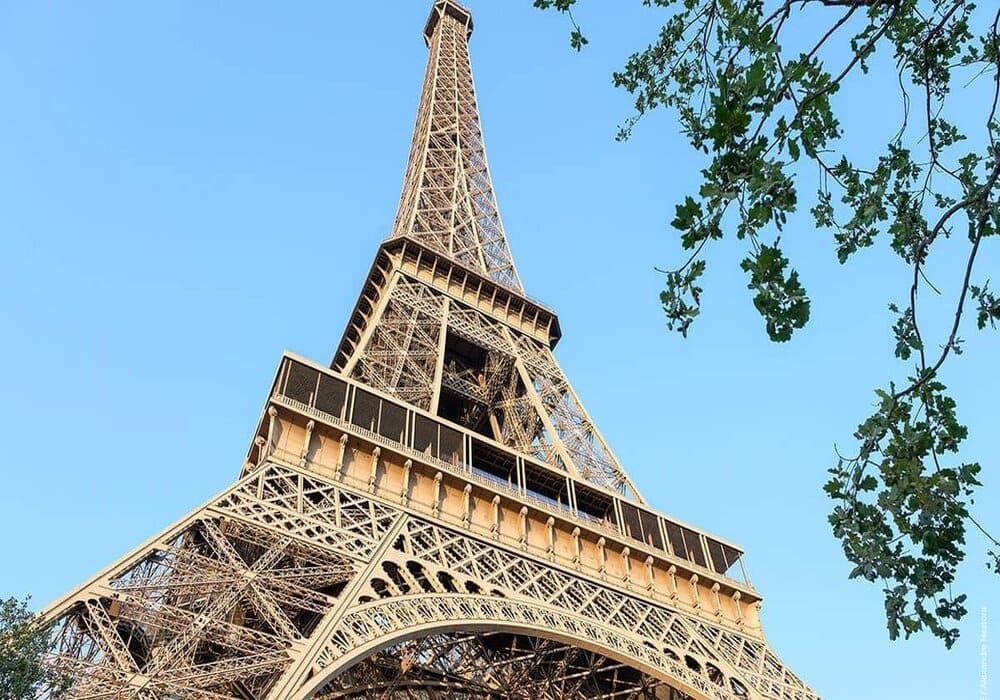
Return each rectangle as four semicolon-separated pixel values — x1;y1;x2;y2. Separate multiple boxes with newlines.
740;242;811;342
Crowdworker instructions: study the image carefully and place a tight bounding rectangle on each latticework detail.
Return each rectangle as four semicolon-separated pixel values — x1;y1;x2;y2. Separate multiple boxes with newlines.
349;279;446;412
44;512;354;699
347;278;634;494
314;595;736;700
42;461;817;699
510;333;629;494
316;631;692;699
391;0;521;291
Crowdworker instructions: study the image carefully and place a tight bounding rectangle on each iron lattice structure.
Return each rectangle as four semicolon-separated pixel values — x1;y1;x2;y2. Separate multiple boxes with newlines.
39;3;820;699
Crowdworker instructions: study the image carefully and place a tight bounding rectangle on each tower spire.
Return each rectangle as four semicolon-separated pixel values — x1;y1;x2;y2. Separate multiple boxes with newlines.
392;0;523;292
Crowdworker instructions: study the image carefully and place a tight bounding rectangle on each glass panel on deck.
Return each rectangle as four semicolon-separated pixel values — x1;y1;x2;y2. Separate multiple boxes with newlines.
351;388;380;433
707;538;742;578
664;521;707;567
378;400;407;443
283;361;318;405
664;522;688;560
620;502;643;542
413;414;439;458
522;460;569;511
639;510;665;550
575;484;616;529
684;529;707;568
439;425;463;467
470;438;516;487
315;374;347;418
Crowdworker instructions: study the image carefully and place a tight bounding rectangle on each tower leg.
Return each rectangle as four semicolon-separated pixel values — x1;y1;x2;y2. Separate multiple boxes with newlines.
42;460;805;700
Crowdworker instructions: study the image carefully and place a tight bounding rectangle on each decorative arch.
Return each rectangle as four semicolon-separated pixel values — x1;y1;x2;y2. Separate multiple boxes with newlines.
296;593;752;700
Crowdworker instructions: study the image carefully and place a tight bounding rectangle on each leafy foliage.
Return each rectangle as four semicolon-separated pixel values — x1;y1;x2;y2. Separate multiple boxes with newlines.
0;596;67;700
537;0;1000;646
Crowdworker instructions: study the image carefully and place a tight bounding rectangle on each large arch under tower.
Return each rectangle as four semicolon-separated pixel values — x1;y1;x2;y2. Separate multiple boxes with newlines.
311;630;699;700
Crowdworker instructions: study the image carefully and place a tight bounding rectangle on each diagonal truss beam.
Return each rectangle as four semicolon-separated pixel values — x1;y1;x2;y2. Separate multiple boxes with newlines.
392;0;522;292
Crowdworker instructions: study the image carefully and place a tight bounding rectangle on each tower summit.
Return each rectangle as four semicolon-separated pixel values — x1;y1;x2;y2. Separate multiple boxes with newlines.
424;0;473;44
398;0;520;291
39;3;819;699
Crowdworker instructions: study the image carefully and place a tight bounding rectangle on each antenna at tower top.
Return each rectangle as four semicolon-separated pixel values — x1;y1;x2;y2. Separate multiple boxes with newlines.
424;0;474;46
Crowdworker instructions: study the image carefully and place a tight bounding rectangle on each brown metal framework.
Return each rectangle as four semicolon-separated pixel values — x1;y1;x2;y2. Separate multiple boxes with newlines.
393;0;521;291
37;2;819;699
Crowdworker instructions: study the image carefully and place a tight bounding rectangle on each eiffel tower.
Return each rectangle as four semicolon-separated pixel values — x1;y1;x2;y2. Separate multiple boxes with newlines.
40;3;819;699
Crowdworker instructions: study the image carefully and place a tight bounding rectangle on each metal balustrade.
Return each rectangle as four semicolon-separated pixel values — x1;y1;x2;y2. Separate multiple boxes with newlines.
267;353;750;586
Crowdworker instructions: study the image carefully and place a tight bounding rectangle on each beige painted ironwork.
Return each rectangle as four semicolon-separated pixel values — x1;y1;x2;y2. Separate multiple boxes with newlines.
38;2;819;699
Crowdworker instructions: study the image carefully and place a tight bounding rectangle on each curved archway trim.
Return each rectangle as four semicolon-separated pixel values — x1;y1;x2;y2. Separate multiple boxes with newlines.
297;593;751;700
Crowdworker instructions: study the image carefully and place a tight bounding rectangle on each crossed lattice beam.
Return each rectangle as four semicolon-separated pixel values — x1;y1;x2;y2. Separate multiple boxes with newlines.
353;279;445;411
391;1;522;292
347;270;639;496
43;513;354;699
41;460;815;700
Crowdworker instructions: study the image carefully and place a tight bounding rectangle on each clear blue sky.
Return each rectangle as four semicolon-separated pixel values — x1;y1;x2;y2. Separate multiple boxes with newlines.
1;2;996;698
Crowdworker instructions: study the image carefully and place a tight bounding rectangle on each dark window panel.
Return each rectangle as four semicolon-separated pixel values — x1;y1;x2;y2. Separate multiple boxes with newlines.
378;400;407;443
439;425;463;466
620;502;643;542
413;414;439;458
639;510;665;550
664;522;688;560
522;460;568;509
351;389;380;432
683;528;707;568
315;375;348;418
575;485;615;525
707;539;741;576
284;361;318;405
470;438;516;484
